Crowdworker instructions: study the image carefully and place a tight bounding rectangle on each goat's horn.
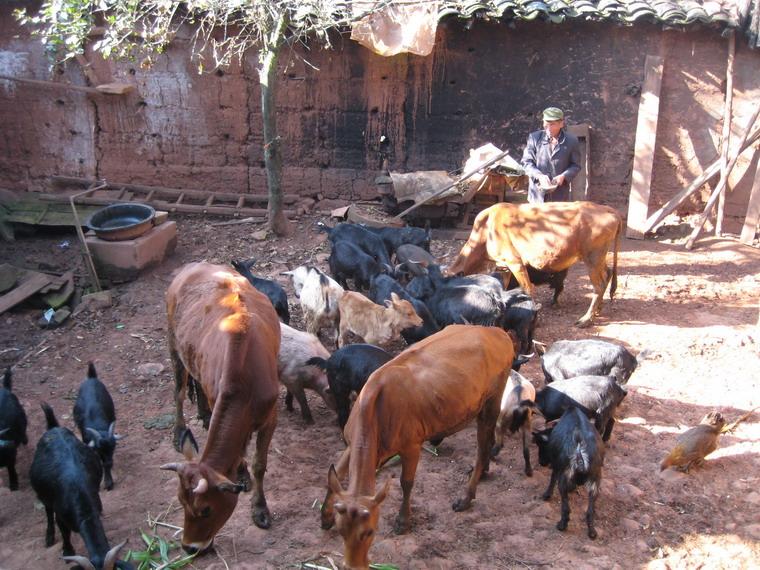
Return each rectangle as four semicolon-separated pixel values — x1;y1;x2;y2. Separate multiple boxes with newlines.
108;422;116;438
159;463;181;472
62;555;95;569
86;427;101;441
0;428;9;437
102;540;127;570
193;477;209;494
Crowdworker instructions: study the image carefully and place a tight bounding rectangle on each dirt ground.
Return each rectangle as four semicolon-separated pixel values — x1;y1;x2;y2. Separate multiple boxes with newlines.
0;212;758;570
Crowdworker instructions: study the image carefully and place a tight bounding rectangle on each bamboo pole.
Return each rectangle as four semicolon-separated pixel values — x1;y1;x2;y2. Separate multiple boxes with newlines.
716;30;736;236
394;150;511;220
684;100;760;249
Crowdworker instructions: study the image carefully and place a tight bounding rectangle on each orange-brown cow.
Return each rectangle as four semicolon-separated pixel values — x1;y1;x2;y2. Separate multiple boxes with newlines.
162;262;281;554
320;324;516;570
447;201;623;327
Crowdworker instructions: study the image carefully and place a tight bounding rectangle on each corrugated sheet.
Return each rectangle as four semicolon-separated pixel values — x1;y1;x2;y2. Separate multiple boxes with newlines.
437;0;740;27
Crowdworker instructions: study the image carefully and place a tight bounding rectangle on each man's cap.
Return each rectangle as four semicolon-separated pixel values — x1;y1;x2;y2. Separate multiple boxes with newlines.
542;107;564;121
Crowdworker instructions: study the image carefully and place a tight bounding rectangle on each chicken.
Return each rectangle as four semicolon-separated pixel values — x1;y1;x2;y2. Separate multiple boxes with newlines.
660;411;725;472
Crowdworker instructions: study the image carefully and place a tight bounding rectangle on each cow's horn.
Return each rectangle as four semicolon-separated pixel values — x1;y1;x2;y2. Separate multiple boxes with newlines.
86;427;101;441
159;463;182;472
62;555;95;569
103;540;127;570
193;477;209;494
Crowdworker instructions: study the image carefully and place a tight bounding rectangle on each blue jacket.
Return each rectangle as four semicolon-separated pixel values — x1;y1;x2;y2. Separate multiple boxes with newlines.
521;129;582;203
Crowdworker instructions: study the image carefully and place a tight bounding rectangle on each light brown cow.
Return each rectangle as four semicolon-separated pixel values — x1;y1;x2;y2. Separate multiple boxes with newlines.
162;262;281;554
337;291;423;348
320;324;516;570
447;201;623;327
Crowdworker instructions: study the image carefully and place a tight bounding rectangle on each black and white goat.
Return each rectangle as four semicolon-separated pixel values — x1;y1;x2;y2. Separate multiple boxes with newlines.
491;370;536;476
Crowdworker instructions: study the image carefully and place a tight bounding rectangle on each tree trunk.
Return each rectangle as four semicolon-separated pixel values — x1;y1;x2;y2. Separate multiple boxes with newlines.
259;13;291;236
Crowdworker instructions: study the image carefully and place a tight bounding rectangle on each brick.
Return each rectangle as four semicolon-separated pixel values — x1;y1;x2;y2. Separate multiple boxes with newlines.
86;221;177;283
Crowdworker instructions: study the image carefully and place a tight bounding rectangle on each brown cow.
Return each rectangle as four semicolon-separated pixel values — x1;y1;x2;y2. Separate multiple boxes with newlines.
161;262;281;554
320;324;516;570
447;201;623;327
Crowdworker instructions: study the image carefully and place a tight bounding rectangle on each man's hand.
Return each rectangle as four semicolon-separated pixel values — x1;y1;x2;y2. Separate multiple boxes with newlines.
553;174;566;186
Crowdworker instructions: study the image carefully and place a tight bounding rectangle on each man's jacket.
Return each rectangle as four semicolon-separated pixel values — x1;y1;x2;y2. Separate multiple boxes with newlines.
521;129;581;203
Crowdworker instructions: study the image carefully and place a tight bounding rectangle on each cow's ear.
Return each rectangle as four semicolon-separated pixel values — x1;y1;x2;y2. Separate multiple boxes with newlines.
327;464;345;495
180;429;199;461
383;299;393;308
373;477;391;505
390;292;400;303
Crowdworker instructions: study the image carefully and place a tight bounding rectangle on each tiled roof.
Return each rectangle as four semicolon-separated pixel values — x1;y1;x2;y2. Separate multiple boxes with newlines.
437;0;740;28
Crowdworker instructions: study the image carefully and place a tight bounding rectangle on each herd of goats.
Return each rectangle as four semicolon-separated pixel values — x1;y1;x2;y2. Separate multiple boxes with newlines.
0;201;728;570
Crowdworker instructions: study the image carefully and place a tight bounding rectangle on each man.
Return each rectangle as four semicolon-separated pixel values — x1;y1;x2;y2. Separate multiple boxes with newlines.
521;107;582;204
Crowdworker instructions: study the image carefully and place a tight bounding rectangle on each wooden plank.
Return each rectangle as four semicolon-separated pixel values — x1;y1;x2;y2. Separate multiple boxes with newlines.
626;55;664;239
740;158;760;245
715;30;735;236
685;100;760;249
0;272;51;315
0;74;101;95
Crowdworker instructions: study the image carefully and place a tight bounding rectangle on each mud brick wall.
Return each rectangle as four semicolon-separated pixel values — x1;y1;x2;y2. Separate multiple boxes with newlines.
1;5;759;231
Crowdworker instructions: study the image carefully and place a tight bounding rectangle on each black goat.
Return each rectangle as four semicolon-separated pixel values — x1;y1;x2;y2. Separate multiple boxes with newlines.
541;339;638;385
533;407;605;539
0;368;28;490
317;222;392;267
329;240;391;291
307;344;393;429
30;403;131;569
73;362;123;490
368;274;440;344
496;266;568;306
535;375;627;442
363;224;432;256
231;258;290;324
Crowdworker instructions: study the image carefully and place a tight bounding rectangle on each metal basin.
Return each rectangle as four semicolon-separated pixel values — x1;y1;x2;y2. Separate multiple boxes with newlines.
86;203;156;241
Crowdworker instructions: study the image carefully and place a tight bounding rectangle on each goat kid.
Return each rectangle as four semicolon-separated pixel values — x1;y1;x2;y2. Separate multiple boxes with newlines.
533;407;605;539
30;403;130;569
73;362;124;490
491;370;536;476
0;367;28;490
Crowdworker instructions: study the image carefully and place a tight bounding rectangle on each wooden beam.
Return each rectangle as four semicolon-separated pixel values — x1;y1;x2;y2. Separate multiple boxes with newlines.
684;100;760;249
643;125;760;234
740;158;760;245
626;55;664;239
716;30;735;236
0;74;131;95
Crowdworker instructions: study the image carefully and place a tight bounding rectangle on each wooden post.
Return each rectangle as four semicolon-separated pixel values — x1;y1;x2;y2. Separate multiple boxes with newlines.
685;101;760;249
716;31;736;236
626;55;664;239
740;158;760;245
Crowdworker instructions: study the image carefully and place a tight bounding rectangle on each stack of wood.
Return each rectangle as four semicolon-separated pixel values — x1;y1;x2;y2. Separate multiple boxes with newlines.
0;264;75;322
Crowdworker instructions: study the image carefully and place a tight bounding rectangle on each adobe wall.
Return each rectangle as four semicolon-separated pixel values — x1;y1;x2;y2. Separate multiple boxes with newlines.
1;6;758;232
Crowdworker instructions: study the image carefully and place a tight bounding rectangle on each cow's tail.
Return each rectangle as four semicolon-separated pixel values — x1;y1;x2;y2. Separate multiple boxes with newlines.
609;217;621;300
